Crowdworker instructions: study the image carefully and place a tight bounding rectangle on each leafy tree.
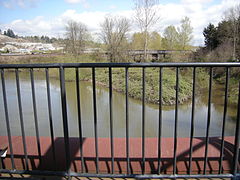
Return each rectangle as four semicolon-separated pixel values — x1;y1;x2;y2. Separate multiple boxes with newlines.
149;31;162;50
162;25;179;50
130;32;145;50
131;31;162;50
177;17;193;50
203;23;218;50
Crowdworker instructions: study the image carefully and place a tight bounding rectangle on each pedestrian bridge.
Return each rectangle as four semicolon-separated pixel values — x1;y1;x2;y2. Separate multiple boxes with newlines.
0;62;239;179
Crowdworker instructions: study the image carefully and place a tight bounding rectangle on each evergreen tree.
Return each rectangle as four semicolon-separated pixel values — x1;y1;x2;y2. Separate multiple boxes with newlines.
203;23;218;50
6;29;16;38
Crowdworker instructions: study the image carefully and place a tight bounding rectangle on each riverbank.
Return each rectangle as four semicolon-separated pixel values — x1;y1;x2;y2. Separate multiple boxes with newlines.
63;67;210;105
0;54;237;105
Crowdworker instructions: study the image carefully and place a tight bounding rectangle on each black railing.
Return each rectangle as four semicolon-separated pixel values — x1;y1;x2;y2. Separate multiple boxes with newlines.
0;62;239;179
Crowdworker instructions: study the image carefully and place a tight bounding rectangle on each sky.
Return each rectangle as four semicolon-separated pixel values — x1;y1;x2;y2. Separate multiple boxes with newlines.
0;0;239;46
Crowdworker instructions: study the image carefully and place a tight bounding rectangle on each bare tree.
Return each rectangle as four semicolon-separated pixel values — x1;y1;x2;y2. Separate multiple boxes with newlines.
134;0;160;61
65;20;89;55
224;4;240;60
100;15;130;62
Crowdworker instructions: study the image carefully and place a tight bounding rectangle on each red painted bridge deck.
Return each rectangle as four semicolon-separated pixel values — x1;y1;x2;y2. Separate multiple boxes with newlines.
0;136;236;174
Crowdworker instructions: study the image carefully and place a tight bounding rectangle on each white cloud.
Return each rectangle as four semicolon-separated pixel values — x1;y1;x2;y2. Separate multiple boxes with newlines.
0;16;61;37
61;9;107;32
1;0;239;45
156;0;239;45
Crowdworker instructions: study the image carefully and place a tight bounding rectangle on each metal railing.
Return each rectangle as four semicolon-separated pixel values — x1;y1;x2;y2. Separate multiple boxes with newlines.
0;62;239;179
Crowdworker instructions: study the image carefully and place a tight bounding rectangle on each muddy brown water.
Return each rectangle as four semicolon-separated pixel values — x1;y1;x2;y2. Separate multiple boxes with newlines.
0;71;237;138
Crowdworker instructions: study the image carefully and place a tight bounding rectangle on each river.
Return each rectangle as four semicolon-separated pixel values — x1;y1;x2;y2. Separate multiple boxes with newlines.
0;71;237;138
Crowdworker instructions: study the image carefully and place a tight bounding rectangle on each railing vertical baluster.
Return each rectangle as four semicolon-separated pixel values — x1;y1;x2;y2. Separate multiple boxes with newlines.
142;67;145;174
125;67;130;174
15;68;29;170
232;80;240;177
203;67;213;174
76;68;85;173
173;67;179;174
109;67;114;174
0;154;2;169
219;67;229;174
59;67;70;173
1;69;15;169
189;67;196;174
45;68;56;167
92;67;99;173
30;68;42;164
157;67;162;174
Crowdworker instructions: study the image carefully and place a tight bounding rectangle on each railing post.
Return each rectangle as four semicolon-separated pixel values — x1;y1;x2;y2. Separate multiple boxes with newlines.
232;81;240;180
1;69;15;169
125;67;130;174
15;68;29;170
76;68;85;173
219;67;229;174
45;68;57;167
92;67;99;174
109;67;114;174
30;68;42;164
142;67;145;175
173;67;179;175
157;67;162;174
189;67;196;174
203;67;213;174
59;67;71;175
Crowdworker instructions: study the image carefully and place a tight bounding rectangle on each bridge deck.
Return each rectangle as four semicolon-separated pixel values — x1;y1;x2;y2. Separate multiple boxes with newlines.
0;136;235;174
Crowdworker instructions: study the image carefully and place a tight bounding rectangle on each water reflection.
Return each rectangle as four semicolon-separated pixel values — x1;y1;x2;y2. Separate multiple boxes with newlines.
0;71;237;138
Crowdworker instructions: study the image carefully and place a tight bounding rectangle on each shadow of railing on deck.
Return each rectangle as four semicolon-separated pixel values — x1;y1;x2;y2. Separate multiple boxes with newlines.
3;137;239;175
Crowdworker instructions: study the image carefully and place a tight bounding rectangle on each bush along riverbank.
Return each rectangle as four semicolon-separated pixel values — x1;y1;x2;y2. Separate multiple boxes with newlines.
38;66;239;106
63;67;211;105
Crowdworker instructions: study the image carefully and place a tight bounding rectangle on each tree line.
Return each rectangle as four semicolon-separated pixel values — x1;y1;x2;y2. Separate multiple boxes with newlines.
2;0;194;62
199;4;240;61
65;0;194;62
0;29;17;38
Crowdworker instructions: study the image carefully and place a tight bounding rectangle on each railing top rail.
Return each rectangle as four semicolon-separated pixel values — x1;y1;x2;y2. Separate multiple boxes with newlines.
0;62;240;68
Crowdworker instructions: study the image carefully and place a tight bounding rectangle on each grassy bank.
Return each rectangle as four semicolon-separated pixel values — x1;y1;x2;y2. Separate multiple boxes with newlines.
214;67;240;105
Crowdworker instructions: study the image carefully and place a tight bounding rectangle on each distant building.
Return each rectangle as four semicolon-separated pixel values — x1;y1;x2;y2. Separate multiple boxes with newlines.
0;41;62;54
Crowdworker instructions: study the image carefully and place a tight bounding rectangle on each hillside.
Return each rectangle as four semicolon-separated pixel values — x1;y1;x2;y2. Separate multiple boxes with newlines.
0;34;26;44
